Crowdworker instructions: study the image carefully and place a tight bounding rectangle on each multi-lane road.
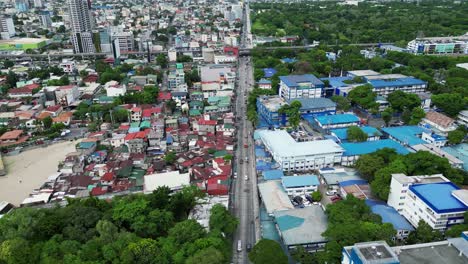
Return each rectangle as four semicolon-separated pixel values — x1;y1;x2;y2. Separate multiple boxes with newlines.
231;3;259;264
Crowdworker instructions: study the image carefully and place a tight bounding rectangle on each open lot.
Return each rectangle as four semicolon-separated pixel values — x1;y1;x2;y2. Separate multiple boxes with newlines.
0;140;78;206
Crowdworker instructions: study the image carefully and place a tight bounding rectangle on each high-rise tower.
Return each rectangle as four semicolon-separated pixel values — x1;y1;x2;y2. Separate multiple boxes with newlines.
68;0;95;53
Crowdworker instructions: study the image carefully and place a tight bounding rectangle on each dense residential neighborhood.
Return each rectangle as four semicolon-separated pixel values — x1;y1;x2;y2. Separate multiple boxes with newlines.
0;0;467;264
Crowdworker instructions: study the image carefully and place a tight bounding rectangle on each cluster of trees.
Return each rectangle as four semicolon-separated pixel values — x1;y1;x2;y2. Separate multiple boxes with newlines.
347;126;368;142
248;239;288;264
447;126;467;145
47;76;70;86
73;102;130;125
251;1;468;44
355;148;468;201
246;88;276;125
385;90;426;126
347;84;378;113
0;186;237;264
278;100;302;129
38;116;66;139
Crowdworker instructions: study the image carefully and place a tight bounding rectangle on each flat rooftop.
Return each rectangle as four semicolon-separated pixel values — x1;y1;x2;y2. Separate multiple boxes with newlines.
381;126;429;146
398;242;468;264
258;96;287;112
341;139;410;156
274;206;328;246
287;97;336;110
258;130;344;157
410;182;468;213
258;180;294;215
347;70;380;77
331;126;382;141
279;74;324;87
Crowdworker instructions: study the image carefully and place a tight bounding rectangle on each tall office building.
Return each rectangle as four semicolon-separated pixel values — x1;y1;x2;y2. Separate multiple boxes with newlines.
68;0;96;53
15;0;29;12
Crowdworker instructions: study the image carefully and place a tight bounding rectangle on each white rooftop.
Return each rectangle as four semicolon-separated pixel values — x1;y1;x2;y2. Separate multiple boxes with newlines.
144;171;190;193
258;180;294;215
347;70;380;77
258;129;344;157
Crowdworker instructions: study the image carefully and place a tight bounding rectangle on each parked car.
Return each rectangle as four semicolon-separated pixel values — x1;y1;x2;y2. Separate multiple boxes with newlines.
244;175;248;180
326;190;338;196
246;243;252;252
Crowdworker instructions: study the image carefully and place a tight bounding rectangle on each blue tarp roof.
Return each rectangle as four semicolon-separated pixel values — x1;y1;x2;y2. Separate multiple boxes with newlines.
320;76;353;88
276;215;304;231
366;200;415;231
339;179;368;187
255;147;267;158
263;170;284;180
128;127;140;133
263;68;277;78
369;77;426;89
282;175;320;188
410;182;468;214
281;58;298;64
315;114;360;125
256;160;275;171
341;139;410;156
279;74;323;87
166;134;174;144
381;126;430;146
443;144;468;171
331;126;382;140
258;78;272;84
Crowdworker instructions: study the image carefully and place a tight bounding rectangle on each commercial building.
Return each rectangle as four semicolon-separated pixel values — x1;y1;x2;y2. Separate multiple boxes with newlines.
256;96;288;127
288;98;336;118
387;173;468;231
407;34;468;55
111;30;134;53
342;232;468;264
279;74;324;100
412;144;463;169
365;200;414;240
257;129;344;171
365;74;427;96
312;114;360;130
0;38;49;51
340;139;410;166
144;171;190;193
458;110;468;127
281;175;320;196
168;63;186;91
68;0;96;53
331;126;382;143
381;126;430;147
0;16;15;39
258;180;294;216
274;207;328;252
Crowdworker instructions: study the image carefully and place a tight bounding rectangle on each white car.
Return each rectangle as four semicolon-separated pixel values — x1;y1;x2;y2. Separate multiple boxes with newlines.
326;190;338;196
244;175;248;180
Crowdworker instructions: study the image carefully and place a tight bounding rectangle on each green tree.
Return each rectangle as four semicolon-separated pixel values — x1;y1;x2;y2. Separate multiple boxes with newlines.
248;239;288;264
278;100;302;129
347;126;368;142
186;247;225;264
42;116;53;129
209;204;238;236
167;220;206;246
407;221;443;244
387;91;421;113
156;54;168;68
347;84;378;110
311;191;322;202
381;107;393;126
331;96;351;112
355;154;385;181
432;93;466;117
0;238;36;264
447;127;466;145
164;151;177;164
122;238;170;264
291;246;317;264
3;60;14;69
6;71;18;88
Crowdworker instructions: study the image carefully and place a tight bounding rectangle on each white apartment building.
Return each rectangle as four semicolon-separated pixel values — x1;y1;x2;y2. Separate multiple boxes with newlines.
279;74;324;100
258;130;344;171
112;31;134;53
0;16;15;39
387;173;468;231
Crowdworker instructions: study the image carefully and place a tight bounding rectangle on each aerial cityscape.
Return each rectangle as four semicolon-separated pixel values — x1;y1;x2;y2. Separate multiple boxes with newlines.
0;0;467;263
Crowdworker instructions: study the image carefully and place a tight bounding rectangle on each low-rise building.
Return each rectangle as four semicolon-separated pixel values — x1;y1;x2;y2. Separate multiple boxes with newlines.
421;111;457;136
144;171;190;193
258;130;344;171
387;173;468;231
313;114;360;130
281;175;320;196
279;74;324;100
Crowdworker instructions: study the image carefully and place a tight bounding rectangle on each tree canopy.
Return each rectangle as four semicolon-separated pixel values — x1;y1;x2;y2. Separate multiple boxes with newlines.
0;186;236;264
248;239;288;264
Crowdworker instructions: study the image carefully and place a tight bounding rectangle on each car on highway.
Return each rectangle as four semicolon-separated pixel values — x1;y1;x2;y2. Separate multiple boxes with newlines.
240;159;244;164
246;243;252;252
237;240;242;252
234;172;237;179
244;175;248;180
244;144;248;148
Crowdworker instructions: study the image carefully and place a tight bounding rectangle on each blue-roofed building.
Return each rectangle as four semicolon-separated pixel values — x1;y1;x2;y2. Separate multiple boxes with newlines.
340;139;410;166
281;175;320;195
257;96;337;127
320;76;357;97
263;68;277;78
287;98;336;118
443;144;468;171
381;126;431;146
279;74;324;100
387;173;468;231
365;74;427;96
263;170;284;181
331;126;382;143
339;180;371;199
366;200;414;240
311;114;360;130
